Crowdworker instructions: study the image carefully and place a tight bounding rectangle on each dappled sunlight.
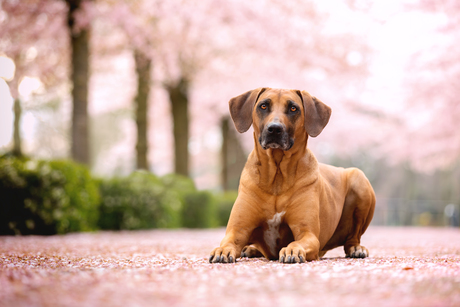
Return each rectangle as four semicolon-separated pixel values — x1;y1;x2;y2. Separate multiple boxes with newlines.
18;76;43;97
0;79;13;147
0;55;15;80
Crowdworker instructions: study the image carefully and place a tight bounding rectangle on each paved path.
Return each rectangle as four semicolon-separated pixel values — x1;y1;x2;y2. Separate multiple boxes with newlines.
1;227;459;307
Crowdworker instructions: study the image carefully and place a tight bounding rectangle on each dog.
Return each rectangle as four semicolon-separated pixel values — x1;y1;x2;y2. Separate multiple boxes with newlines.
209;88;375;263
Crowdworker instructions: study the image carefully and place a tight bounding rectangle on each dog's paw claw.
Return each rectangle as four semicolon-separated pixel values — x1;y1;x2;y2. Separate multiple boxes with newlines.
279;244;318;263
210;247;237;264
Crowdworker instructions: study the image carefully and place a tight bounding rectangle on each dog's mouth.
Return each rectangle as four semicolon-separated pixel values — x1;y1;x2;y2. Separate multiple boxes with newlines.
259;136;294;151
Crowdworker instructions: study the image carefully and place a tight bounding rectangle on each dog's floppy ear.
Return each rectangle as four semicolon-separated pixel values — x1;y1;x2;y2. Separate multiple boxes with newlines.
229;88;267;133
297;90;332;137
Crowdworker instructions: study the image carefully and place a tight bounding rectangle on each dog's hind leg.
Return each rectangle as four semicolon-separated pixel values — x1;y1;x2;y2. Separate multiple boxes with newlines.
343;168;376;258
240;245;264;258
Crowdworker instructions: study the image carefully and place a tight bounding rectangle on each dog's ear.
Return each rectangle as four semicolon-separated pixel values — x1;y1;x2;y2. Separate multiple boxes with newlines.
229;88;267;133
296;90;332;137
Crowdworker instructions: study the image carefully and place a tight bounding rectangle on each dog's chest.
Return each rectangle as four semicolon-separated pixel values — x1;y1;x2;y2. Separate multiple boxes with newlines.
263;211;286;256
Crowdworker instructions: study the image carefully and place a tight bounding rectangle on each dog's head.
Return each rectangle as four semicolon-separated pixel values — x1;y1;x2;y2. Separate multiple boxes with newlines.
229;88;331;151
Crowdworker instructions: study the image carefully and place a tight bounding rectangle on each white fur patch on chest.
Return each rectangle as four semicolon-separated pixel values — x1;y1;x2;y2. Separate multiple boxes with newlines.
264;211;286;256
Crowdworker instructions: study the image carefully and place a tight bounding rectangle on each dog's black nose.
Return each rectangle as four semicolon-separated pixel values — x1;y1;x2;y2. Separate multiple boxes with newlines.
267;123;283;135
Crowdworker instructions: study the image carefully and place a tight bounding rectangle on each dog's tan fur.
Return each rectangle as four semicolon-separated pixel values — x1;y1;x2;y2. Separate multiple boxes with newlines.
210;88;375;263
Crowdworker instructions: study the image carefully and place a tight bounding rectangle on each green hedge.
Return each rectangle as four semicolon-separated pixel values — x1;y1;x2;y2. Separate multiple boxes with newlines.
98;172;185;230
181;191;218;228
180;190;237;228
0;156;238;235
98;173;237;230
0;156;100;235
214;191;238;226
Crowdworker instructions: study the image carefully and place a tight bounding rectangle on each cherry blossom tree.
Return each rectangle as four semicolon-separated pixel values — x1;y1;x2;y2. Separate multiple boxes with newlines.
0;0;68;156
402;0;460;170
0;0;95;165
2;0;372;186
96;0;370;178
95;0;159;170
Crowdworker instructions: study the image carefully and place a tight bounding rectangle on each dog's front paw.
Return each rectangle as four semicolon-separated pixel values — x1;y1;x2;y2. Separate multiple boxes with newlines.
279;243;318;263
209;246;237;263
346;245;369;258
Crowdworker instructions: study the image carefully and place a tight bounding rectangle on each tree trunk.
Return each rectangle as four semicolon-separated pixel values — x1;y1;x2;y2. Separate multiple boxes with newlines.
12;98;22;157
133;50;152;170
167;77;189;177
220;116;247;190
67;0;90;165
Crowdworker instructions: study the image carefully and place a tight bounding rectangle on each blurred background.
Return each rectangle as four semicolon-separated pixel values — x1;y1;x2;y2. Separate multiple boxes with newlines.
1;0;459;234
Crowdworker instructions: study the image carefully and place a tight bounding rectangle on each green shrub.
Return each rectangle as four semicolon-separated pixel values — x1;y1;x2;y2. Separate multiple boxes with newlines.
214;191;238;226
162;173;221;228
98;172;185;230
180;190;238;228
99;172;235;229
160;173;196;195
0;154;238;234
0;156;100;235
181;190;219;228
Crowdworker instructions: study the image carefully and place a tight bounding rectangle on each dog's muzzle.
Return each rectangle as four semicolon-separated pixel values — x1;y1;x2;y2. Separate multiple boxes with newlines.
259;122;294;151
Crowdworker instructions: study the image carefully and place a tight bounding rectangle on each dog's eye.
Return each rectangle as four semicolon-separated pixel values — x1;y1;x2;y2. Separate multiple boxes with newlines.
290;106;297;112
260;104;267;110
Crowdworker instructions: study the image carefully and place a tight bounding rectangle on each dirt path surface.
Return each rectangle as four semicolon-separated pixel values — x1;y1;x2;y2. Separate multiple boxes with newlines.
1;227;459;307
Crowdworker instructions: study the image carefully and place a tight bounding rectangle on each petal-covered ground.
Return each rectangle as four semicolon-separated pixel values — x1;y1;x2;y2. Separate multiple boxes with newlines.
1;227;459;307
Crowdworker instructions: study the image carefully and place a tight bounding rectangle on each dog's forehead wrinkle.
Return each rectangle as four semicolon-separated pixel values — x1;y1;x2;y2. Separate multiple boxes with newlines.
260;98;271;104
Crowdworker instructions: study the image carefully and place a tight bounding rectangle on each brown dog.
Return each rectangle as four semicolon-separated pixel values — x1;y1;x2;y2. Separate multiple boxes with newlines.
209;88;375;263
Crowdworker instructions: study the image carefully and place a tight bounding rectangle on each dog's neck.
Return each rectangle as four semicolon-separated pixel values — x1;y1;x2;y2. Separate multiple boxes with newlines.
252;132;317;195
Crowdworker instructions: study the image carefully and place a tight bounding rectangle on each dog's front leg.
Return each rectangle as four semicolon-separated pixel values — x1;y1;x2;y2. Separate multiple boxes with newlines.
209;228;250;263
209;197;260;263
279;208;321;263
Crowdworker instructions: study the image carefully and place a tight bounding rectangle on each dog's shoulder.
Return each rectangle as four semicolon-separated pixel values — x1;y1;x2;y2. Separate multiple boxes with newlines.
318;163;349;188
